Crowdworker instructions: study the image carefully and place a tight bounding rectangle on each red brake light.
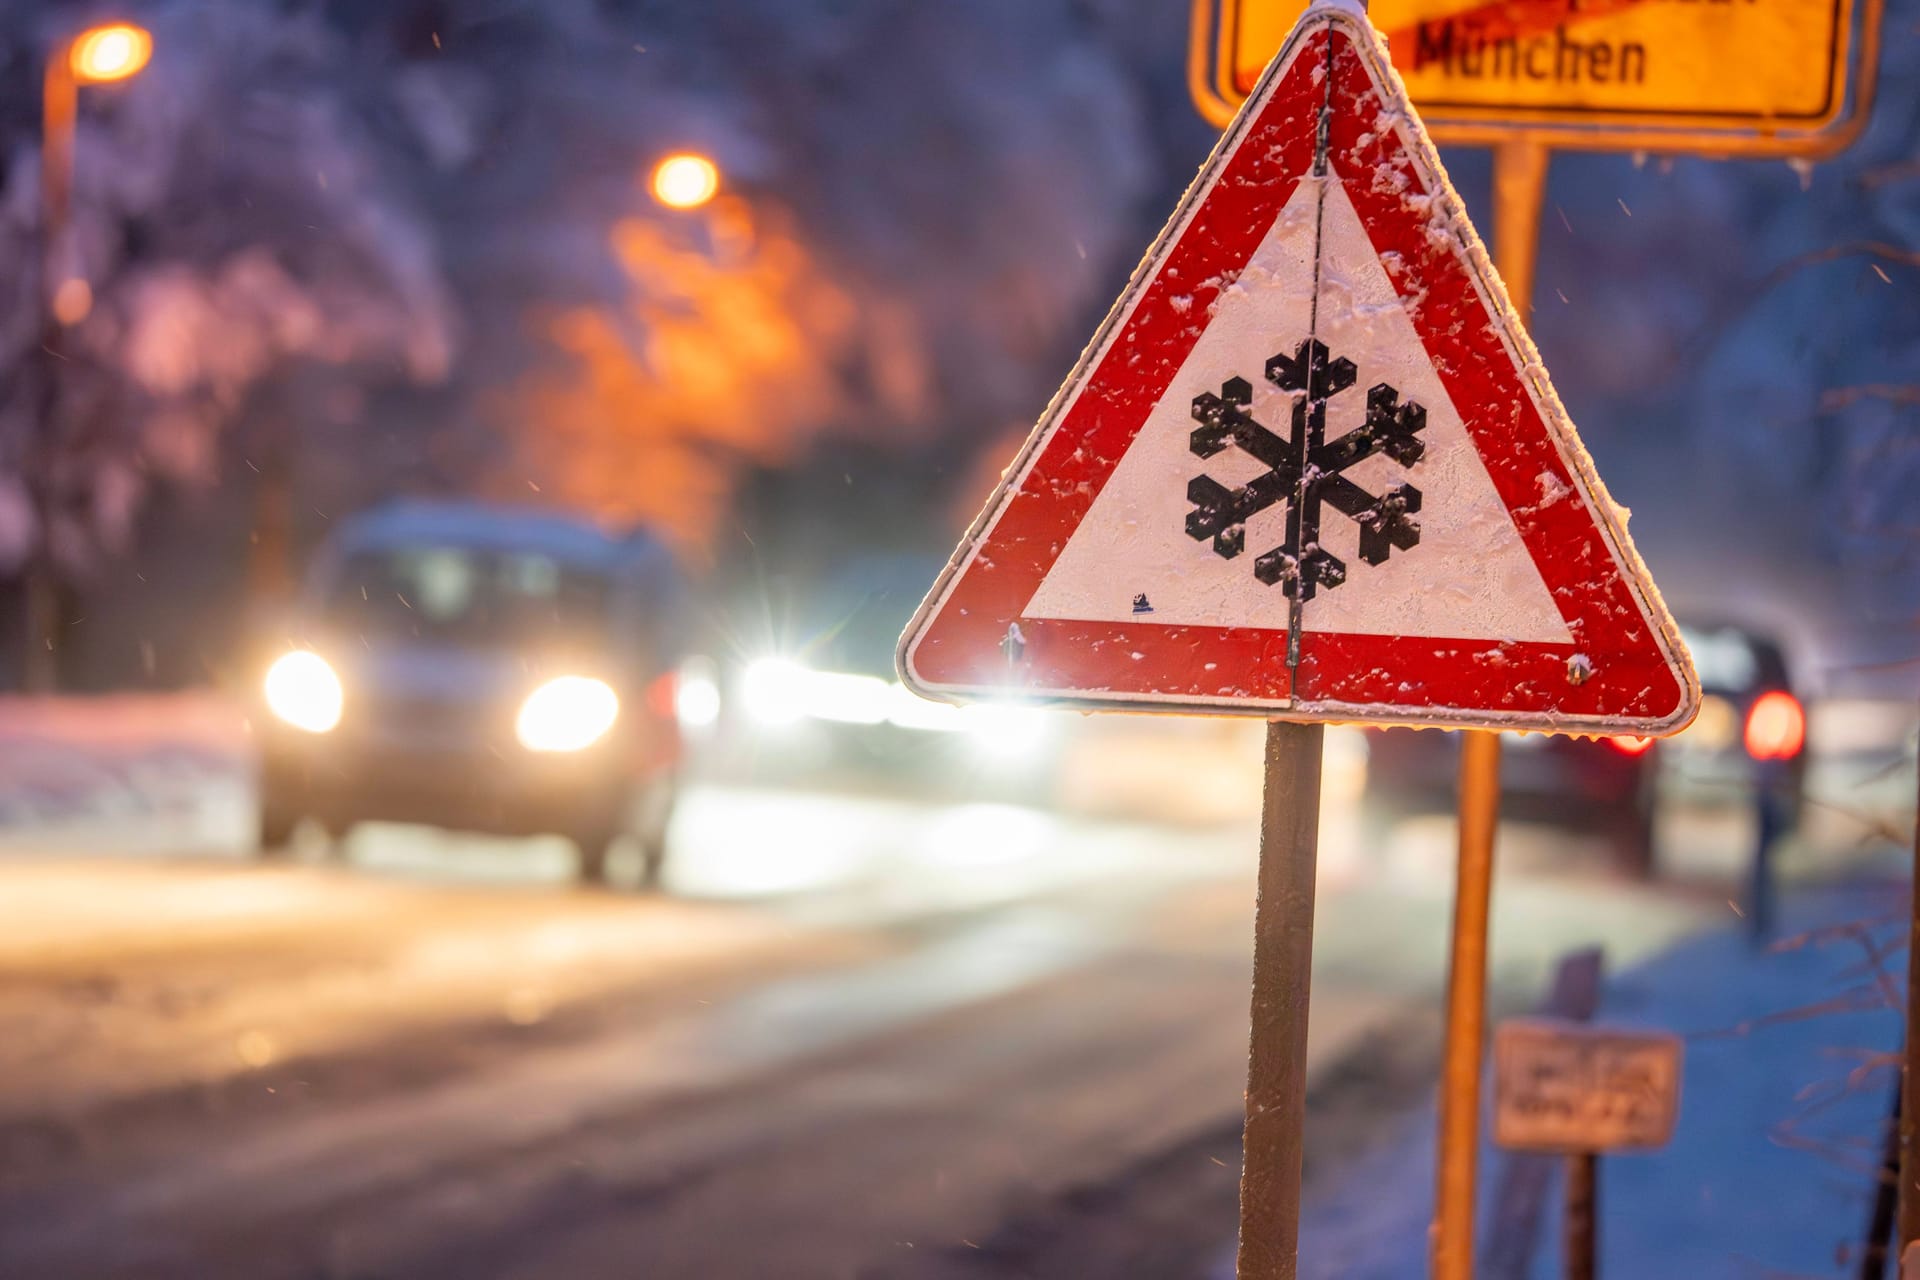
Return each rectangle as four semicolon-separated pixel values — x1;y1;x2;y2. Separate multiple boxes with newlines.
645;671;679;719
1605;734;1653;757
1744;691;1805;761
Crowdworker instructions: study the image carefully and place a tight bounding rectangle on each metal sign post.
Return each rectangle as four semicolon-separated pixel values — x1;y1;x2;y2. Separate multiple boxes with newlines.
1483;948;1606;1279
1491;140;1550;317
1431;134;1551;1280
1435;726;1501;1280
1238;721;1324;1279
1565;1152;1599;1280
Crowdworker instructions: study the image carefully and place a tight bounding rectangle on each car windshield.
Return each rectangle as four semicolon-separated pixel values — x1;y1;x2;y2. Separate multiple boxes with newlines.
324;545;610;648
1679;624;1789;697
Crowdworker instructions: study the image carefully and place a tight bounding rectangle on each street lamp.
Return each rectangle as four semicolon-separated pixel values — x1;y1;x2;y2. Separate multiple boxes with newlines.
650;153;720;210
21;21;153;692
70;23;153;83
44;22;155;311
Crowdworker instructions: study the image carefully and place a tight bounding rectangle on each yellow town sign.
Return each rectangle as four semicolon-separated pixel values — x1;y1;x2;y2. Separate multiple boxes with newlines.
1189;0;1883;155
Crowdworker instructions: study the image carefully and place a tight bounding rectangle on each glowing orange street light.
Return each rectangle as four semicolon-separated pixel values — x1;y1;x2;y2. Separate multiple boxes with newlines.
650;153;720;210
70;23;153;84
23;21;154;692
43;22;158;306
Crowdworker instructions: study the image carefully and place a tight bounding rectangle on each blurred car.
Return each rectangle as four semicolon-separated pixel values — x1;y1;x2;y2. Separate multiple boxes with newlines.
1360;621;1808;875
253;501;688;887
699;553;1068;804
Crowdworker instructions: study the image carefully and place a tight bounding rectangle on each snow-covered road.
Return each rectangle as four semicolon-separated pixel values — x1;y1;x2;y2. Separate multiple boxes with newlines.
0;796;1730;1277
0;693;1902;1277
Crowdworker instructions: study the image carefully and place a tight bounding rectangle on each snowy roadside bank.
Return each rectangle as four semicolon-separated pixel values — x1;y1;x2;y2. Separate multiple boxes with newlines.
0;694;251;850
1212;876;1907;1279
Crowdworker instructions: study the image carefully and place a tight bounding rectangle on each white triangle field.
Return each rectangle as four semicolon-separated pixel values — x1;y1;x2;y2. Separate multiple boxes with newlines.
1022;176;1572;645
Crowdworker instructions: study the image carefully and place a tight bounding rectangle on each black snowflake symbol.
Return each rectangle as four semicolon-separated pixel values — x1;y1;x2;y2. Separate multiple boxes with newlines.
1185;338;1426;602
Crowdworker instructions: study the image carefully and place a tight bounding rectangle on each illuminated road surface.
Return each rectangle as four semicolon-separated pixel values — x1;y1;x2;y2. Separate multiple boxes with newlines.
0;693;1904;1275
0;775;1761;1280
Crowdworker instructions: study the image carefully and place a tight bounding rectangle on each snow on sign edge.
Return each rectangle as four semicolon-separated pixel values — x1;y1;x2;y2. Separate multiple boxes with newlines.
895;0;1701;737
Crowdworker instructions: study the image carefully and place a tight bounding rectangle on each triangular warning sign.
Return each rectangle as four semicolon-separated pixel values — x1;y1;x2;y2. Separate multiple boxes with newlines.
898;3;1698;735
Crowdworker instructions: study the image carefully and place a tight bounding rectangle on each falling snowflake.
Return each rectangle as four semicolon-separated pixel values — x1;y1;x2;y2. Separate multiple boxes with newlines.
1185;337;1427;602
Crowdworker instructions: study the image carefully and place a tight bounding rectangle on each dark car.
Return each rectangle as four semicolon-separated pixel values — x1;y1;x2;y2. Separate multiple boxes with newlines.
253;502;687;887
1359;621;1807;875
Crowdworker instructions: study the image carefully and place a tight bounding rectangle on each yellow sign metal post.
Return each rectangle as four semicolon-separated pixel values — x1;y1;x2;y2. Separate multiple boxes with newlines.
1431;136;1551;1280
1190;0;1884;157
1187;3;1881;1278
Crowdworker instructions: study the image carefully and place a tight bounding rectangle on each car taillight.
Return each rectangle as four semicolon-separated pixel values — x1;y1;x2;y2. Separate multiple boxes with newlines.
1604;735;1653;757
645;671;679;719
1744;691;1805;761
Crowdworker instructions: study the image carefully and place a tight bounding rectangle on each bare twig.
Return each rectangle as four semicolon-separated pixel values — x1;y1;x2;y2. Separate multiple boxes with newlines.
1818;384;1920;414
1856;159;1920;191
1683;241;1920;375
1768;1126;1889;1181
1692;985;1893;1041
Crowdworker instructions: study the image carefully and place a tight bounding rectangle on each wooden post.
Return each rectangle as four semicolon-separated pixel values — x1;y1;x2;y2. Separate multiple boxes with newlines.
1237;720;1324;1279
1433;136;1549;1280
1564;1152;1598;1280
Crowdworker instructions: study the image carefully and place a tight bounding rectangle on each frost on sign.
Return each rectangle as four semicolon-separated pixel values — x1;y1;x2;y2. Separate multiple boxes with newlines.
897;4;1698;736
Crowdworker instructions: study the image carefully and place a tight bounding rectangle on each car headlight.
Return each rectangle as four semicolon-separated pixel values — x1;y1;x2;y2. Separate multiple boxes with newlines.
675;656;723;729
263;650;344;734
741;658;808;728
516;676;620;752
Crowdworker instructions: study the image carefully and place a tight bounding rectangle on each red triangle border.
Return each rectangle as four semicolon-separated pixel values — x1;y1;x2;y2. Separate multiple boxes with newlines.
900;8;1698;735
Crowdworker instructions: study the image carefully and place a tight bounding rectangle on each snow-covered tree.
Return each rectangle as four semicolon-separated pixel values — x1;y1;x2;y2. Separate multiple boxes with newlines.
0;1;454;581
0;0;1165;603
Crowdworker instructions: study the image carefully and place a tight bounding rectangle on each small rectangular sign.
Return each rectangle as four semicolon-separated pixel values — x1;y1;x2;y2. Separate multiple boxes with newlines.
1493;1019;1682;1153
